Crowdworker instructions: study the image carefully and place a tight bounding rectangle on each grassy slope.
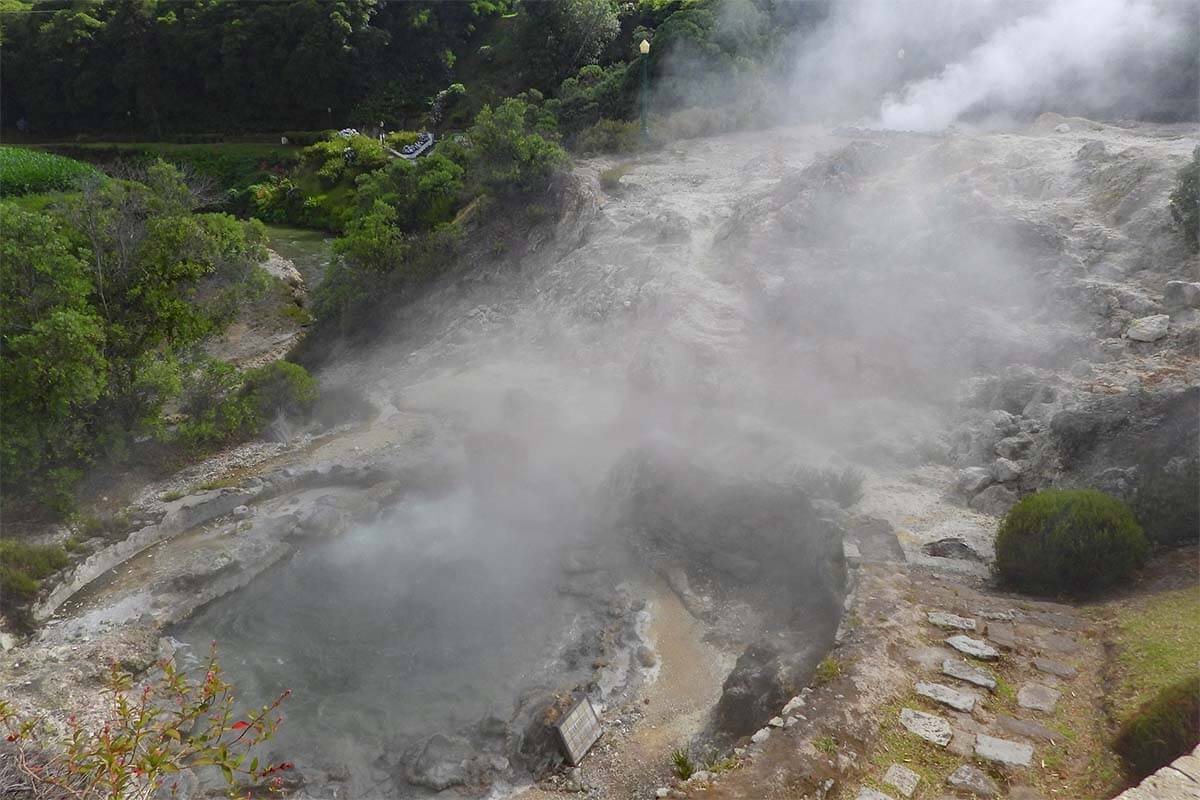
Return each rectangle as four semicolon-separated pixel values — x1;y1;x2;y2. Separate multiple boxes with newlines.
1109;585;1200;720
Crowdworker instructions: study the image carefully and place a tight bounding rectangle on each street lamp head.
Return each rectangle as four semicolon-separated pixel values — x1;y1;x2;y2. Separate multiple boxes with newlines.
639;38;650;55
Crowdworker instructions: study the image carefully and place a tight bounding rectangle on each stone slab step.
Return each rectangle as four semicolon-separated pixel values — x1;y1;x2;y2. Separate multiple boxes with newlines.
942;658;997;690
883;764;920;798
1033;656;1076;678
1017;682;1062;713
948;764;998;797
915;680;979;713
927;610;976;631
945;634;1000;660
996;714;1060;743
975;733;1034;767
899;708;952;746
855;789;896;800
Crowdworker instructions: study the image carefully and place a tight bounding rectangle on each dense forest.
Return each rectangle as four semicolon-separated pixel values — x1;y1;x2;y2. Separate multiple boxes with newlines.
0;0;825;135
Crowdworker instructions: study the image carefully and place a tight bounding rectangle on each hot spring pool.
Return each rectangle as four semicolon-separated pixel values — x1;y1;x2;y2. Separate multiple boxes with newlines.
173;490;598;795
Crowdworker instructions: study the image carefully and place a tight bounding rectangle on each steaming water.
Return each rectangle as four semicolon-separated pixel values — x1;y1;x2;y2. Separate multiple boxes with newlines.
174;489;594;793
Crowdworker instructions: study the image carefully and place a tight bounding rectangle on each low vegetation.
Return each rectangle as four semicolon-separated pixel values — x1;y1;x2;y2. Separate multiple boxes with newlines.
1169;146;1199;252
1134;455;1199;545
812;655;843;686
795;466;865;509
1110;587;1200;720
0;147;98;195
0;647;292;800
994;488;1148;595
1113;675;1200;782
0;540;69;605
671;748;695;780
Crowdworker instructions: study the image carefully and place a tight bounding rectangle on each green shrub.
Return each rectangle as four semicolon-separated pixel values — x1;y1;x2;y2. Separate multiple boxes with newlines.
0;540;69;602
282;130;336;146
383;131;419;150
0;147;98;195
303;136;388;186
572;119;641;155
599;164;631;192
463;97;568;196
1169;146;1199;252
995;488;1149;595
1134;456;1199;545
1114;675;1200;782
241;361;318;420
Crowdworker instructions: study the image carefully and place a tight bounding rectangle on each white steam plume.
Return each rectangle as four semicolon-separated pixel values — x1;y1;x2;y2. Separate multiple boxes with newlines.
878;0;1181;130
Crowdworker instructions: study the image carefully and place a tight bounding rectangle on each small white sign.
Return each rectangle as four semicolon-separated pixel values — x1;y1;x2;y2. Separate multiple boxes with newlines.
556;698;602;766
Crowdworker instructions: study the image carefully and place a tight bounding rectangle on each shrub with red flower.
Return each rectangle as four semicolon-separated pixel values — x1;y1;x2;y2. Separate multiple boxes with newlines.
0;644;291;799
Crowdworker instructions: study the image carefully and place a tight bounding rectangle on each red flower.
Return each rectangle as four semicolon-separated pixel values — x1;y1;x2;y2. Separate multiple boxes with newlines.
231;721;250;731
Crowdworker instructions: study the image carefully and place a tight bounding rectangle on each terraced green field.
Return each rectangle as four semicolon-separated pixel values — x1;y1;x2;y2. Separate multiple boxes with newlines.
0;146;98;195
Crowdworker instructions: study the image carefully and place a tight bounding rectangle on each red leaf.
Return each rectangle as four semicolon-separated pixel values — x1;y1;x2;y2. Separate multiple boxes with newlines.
231;721;250;731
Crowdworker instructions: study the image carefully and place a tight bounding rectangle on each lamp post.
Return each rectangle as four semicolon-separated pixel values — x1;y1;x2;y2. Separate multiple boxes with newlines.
639;37;651;141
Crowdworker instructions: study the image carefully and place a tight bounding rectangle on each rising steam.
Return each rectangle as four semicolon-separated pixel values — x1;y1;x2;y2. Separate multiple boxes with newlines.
785;0;1199;129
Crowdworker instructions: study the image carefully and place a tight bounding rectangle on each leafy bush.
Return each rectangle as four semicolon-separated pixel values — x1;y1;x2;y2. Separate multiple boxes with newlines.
1;647;293;799
1134;456;1199;545
241;361;319;421
1114;674;1200;782
303;136;388;186
599;164;632;192
354;154;465;231
553;62;634;136
572;119;641;155
176;359;258;448
1169;146;1199;252
0;540;69;606
282;130;336;146
0;147;98;195
462;97;569;196
995;489;1149;595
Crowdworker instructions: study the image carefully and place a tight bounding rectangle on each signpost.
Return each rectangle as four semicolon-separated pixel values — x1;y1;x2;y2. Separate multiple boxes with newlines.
555;698;603;766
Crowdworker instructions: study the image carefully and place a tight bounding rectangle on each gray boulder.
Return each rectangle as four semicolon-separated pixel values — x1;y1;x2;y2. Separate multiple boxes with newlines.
992;458;1022;483
408;734;475;790
970;484;1017;516
956;467;993;496
1163;280;1200;310
993;434;1032;460
1126;314;1169;342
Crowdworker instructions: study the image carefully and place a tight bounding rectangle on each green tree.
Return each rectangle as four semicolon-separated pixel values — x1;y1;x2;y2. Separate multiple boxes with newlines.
521;0;620;88
463;97;568;195
0;204;107;507
354;153;465;230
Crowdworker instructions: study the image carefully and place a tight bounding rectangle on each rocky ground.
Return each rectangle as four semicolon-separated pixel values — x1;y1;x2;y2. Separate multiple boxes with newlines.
2;116;1197;799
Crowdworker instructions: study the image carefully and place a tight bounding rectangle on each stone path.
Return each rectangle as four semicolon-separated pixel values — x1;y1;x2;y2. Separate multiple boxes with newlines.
852;601;1093;799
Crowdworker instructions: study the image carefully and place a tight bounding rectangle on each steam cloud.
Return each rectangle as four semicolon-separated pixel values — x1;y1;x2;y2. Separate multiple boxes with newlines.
785;0;1199;129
